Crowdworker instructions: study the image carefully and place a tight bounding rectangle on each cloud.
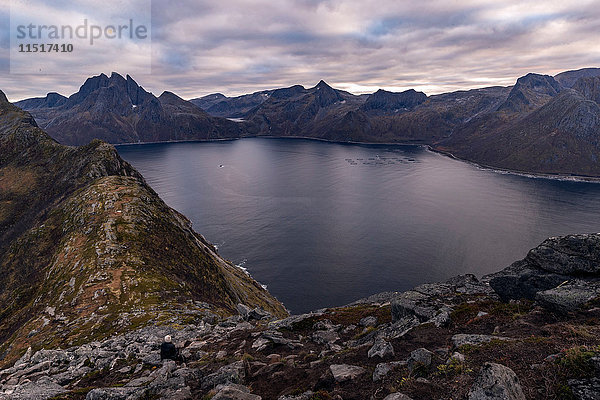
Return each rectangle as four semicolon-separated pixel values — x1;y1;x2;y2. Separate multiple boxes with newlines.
1;0;600;101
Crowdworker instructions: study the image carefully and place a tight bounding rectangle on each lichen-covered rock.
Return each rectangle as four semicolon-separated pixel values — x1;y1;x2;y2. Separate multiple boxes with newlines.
568;377;600;400
452;334;513;348
368;339;394;359
329;364;366;382
535;281;600;313
487;234;600;308
468;363;526;400
373;361;406;382
408;348;433;372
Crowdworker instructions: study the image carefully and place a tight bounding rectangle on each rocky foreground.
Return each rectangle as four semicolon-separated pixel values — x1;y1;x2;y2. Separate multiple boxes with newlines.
1;234;599;400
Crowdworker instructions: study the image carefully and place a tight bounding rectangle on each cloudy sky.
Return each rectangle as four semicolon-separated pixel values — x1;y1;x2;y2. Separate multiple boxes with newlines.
1;0;600;101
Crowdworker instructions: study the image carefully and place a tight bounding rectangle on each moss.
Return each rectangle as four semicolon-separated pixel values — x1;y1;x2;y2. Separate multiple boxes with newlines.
557;346;597;379
352;326;376;340
310;390;333;400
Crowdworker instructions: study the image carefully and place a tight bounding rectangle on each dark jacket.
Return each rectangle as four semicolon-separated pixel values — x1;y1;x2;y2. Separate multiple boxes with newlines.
160;342;178;360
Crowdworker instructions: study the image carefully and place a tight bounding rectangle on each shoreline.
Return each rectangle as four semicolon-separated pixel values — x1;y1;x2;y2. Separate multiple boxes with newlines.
428;145;600;183
114;135;600;183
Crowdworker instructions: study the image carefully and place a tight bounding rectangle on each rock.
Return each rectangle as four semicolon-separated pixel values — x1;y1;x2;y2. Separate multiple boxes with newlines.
142;353;162;367
278;391;314;400
527;234;600;275
391;291;438;322
248;307;271;321
368;339;394;359
212;384;262;400
359;316;378;327
266;354;282;364
201;361;245;390
312;330;339;345
568;377;600;400
408;348;433;372
487;261;568;302
270;312;325;330
383;394;413;400
0;377;67;400
468;363;526;400
452;334;513;348
429;307;452;327
447;274;495;295
14;347;33;369
447;352;465;364
236;304;252;319
329;364;366;382
487;234;600;302
313;320;341;331
377;316;420;341
373;361;406;382
86;386;144;400
535;281;600;313
260;331;303;349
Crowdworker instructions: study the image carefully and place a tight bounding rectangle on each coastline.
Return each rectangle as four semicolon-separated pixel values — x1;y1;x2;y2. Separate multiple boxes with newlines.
427;145;600;183
114;134;600;183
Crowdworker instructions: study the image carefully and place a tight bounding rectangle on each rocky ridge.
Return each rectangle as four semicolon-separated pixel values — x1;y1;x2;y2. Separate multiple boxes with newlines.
0;91;286;376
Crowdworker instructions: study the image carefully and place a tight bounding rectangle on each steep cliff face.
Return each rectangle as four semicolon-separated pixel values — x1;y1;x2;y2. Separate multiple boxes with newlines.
0;92;286;367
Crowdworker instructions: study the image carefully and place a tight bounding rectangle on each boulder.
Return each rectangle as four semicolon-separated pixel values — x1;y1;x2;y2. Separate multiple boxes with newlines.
452;334;513;348
329;364;366;382
535;281;600;313
568;377;600;400
0;377;67;400
407;348;433;372
487;234;600;304
468;363;526;400
312;330;339;345
373;361;406;382
212;384;262;400
527;234;600;275
86;386;144;400
368;339;395;359
201;361;245;390
391;291;438;322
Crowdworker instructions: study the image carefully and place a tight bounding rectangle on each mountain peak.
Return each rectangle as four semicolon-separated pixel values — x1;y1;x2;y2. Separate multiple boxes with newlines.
497;73;561;113
0;90;8;105
315;80;332;90
361;88;427;114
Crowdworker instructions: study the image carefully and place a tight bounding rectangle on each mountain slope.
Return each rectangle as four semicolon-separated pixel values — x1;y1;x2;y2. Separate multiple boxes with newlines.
438;78;600;176
190;90;273;118
555;67;600;88
18;73;244;146
0;92;285;367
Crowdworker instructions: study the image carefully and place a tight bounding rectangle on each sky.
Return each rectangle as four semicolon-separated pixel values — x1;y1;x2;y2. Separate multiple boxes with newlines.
1;0;600;101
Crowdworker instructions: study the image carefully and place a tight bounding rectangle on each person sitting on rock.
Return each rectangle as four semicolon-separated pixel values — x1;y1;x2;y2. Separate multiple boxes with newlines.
160;335;179;361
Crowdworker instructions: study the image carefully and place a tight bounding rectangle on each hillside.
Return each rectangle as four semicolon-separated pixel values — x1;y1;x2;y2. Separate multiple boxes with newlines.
190;90;273;118
0;92;286;370
437;74;600;176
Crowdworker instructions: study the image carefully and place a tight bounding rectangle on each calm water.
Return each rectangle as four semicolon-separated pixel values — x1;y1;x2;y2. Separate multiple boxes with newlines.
118;138;600;313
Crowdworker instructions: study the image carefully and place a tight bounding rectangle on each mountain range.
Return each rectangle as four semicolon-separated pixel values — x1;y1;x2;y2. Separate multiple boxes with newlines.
15;67;600;177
